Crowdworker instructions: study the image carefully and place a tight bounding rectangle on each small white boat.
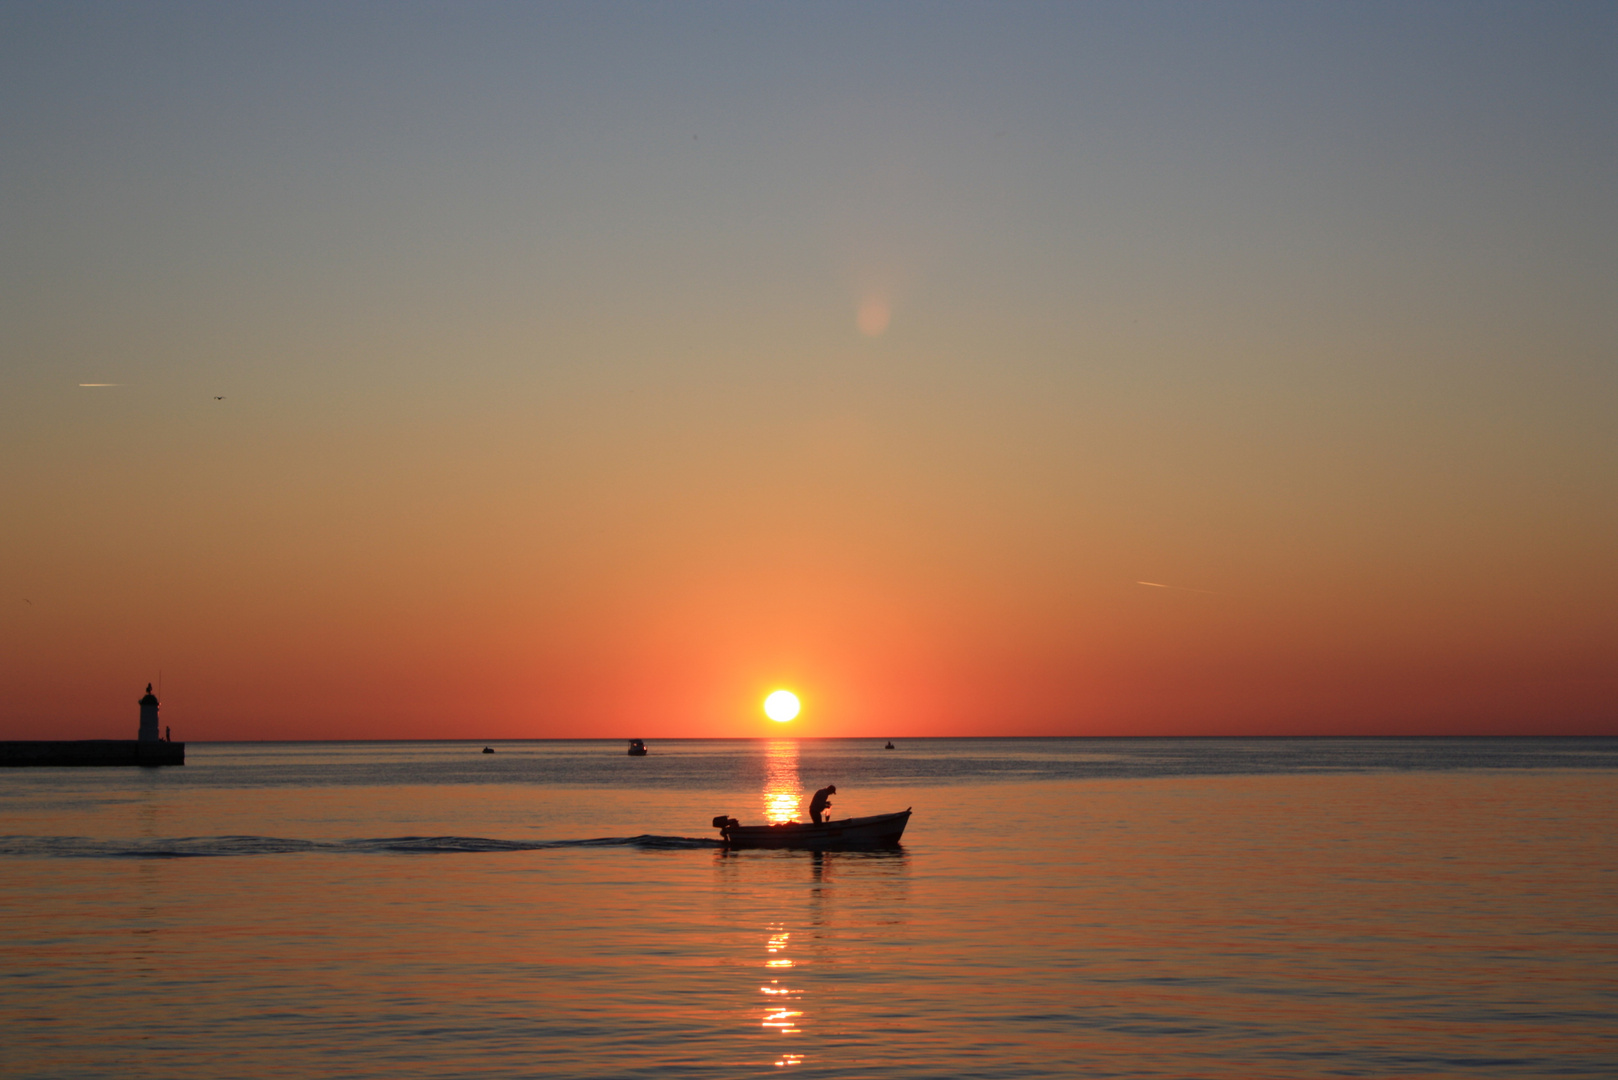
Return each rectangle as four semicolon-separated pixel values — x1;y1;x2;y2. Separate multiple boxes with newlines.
712;809;911;850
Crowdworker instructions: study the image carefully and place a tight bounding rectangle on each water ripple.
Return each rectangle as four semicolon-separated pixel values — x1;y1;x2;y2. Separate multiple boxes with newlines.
0;833;722;859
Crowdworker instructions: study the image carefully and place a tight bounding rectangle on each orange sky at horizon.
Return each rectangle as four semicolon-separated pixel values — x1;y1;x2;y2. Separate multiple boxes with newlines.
8;388;1611;741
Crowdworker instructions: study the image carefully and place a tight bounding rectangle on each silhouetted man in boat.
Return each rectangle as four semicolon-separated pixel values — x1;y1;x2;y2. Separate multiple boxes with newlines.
809;785;836;824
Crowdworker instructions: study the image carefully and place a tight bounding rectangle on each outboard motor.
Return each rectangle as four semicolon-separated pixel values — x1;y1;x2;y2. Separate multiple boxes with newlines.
712;816;739;830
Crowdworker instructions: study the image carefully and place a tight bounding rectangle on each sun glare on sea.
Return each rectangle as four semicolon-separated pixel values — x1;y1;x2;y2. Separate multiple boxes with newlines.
764;690;800;723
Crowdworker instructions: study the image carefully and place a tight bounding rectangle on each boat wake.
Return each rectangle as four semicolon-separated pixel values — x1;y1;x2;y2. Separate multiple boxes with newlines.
0;834;724;859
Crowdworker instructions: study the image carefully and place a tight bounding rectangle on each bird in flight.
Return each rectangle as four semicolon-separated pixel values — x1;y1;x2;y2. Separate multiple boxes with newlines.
214;396;226;400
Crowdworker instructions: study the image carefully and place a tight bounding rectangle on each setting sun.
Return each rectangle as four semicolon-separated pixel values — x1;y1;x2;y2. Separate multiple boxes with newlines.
763;690;801;723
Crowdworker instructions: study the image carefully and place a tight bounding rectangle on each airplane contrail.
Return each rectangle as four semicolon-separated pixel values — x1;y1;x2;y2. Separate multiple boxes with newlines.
1136;581;1228;596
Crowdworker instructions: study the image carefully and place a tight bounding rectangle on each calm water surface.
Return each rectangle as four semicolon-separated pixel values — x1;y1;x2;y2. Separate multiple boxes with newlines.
2;738;1615;1078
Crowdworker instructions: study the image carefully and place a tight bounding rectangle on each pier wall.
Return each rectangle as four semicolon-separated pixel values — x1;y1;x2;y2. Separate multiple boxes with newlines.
0;741;186;767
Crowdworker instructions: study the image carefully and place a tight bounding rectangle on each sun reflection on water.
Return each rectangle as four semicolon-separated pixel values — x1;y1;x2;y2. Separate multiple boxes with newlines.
762;1009;802;1030
760;924;804;1059
754;746;809;1065
763;740;801;824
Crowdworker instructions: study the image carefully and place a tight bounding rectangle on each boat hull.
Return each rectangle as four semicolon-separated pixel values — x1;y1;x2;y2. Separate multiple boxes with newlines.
720;809;911;851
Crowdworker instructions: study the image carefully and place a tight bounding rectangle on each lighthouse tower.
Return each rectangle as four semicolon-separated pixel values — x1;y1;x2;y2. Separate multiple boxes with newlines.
138;684;160;743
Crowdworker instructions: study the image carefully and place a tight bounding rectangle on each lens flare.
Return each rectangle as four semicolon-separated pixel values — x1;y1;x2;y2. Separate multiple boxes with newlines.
764;690;800;722
857;297;890;336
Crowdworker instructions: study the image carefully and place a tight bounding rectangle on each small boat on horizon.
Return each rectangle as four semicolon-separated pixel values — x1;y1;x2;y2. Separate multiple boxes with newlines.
627;739;647;756
711;809;911;851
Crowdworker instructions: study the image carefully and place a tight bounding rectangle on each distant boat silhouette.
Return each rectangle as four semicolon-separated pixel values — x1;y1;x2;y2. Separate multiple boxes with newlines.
884;741;895;750
482;746;495;754
627;739;647;756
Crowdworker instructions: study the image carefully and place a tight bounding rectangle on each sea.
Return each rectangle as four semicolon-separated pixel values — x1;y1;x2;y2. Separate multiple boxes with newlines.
2;737;1614;1079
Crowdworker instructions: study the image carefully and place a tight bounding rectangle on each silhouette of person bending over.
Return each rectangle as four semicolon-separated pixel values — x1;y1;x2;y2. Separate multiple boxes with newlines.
809;785;837;824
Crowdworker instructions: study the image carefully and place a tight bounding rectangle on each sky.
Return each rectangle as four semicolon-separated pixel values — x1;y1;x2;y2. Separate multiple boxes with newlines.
2;1;1614;740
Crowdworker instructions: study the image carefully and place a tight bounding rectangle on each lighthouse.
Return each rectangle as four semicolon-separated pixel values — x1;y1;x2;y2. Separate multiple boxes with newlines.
138;684;160;743
0;683;182;766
